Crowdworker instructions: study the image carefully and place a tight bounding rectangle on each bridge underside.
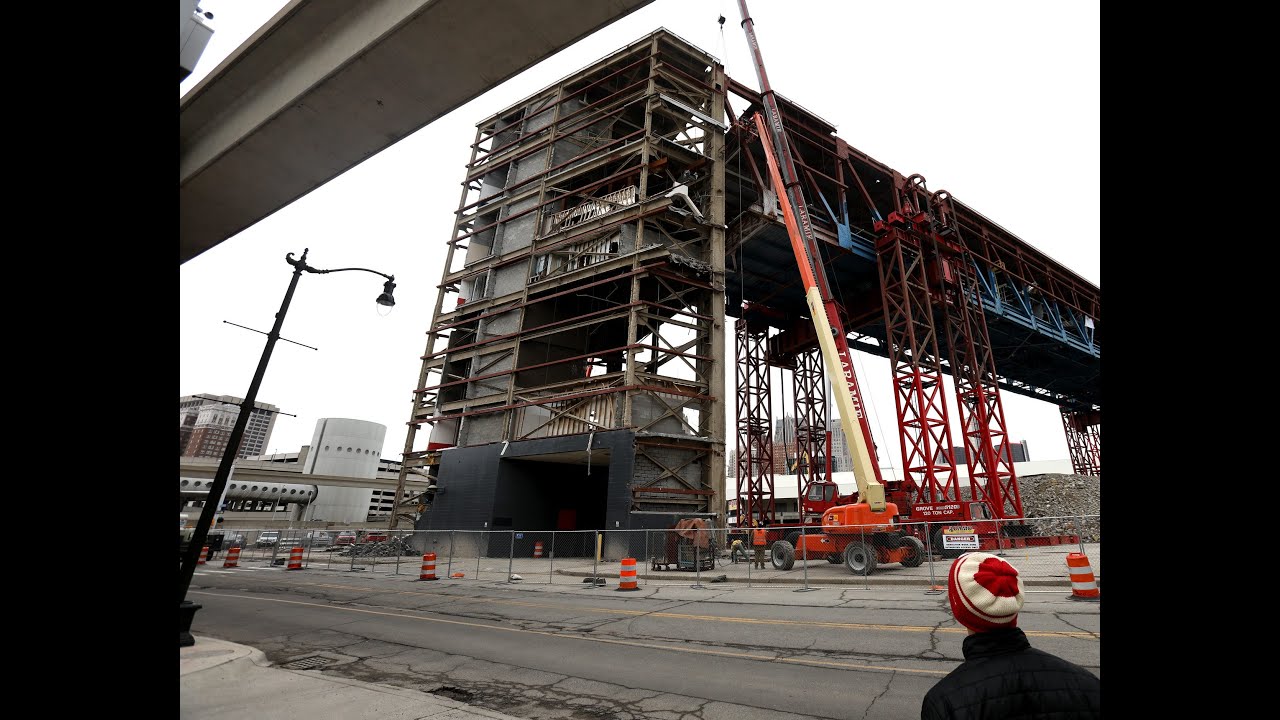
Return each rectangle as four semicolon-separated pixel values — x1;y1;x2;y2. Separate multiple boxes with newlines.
722;80;1100;413
180;0;656;264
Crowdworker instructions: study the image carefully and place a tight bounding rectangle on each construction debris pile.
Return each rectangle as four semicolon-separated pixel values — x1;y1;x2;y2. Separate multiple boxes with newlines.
953;473;1100;542
1015;473;1100;541
336;537;419;558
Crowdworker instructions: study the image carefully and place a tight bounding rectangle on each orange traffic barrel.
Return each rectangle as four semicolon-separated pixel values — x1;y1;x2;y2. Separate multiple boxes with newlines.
616;557;639;591
287;546;304;570
223;546;241;568
1066;552;1099;600
533;541;544;558
420;553;438;581
197;546;208;565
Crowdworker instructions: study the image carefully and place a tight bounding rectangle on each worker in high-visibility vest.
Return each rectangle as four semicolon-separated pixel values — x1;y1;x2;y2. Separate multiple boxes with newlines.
751;523;768;569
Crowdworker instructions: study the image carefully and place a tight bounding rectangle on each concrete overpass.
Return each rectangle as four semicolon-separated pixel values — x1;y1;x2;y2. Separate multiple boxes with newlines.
180;0;656;264
179;456;429;492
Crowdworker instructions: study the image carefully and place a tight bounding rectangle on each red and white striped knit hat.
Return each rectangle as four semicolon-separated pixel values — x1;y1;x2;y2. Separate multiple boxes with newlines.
947;552;1025;632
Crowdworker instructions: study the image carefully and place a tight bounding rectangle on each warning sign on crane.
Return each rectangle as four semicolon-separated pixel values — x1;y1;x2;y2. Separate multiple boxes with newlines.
941;526;979;550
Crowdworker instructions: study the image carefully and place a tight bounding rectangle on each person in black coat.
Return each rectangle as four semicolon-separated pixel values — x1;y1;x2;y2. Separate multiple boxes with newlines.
921;552;1100;720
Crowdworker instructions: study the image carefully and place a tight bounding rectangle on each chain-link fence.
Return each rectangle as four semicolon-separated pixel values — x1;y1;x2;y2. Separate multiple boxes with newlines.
192;516;1098;592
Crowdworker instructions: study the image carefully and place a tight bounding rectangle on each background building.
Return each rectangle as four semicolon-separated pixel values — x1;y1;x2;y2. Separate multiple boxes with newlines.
301;418;387;523
944;440;1030;466
773;417;856;474
180;394;279;459
179;419;415;530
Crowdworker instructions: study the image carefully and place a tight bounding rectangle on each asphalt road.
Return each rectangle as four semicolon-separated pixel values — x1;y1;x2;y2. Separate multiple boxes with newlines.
187;566;1100;719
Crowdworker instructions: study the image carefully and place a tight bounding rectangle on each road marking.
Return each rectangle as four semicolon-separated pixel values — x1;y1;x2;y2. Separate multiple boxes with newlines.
190;590;950;676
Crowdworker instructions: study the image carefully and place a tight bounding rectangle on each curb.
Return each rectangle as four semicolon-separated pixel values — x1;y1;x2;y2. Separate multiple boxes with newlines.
181;637;270;675
551;568;1076;588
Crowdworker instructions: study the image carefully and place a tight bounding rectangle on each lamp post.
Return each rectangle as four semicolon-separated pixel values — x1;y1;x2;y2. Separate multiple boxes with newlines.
180;248;396;646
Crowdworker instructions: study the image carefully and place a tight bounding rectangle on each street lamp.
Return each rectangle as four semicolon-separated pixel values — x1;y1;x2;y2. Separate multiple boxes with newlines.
180;248;396;646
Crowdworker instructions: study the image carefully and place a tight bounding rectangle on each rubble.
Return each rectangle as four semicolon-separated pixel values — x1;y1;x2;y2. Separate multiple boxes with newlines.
955;473;1100;542
336;537;419;558
1014;473;1100;542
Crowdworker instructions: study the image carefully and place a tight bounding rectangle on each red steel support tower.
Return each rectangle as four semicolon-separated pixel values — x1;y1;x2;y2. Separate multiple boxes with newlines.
1061;407;1101;476
735;310;776;528
874;203;961;510
791;348;829;503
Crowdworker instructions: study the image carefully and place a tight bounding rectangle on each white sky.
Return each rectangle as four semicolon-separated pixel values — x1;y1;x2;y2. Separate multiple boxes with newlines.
180;0;1099;473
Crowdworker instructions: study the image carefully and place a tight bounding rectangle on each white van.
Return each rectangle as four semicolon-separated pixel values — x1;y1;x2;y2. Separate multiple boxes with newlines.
256;530;280;547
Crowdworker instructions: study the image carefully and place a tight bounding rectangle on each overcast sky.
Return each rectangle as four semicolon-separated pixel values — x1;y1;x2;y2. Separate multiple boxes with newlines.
180;0;1099;475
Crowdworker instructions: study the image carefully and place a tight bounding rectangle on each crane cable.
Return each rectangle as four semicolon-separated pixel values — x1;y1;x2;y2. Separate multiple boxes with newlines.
716;5;728;66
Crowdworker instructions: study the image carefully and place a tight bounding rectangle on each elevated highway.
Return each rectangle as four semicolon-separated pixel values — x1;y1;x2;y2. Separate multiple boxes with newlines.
179;456;428;492
180;0;656;263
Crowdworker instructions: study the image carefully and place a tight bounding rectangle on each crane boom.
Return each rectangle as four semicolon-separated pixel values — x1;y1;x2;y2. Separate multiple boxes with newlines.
738;0;885;511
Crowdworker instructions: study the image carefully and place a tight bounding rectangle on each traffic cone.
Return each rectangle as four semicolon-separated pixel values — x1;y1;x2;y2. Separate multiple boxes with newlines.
287;546;304;570
533;540;543;558
197;546;208;565
420;553;437;581
223;546;241;568
616;557;639;591
1066;552;1099;601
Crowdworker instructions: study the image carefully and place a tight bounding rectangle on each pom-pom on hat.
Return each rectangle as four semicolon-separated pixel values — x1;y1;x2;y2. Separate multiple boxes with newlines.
947;552;1025;632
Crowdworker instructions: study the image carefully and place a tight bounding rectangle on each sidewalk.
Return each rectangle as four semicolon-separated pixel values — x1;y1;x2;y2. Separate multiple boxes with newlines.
180;635;525;720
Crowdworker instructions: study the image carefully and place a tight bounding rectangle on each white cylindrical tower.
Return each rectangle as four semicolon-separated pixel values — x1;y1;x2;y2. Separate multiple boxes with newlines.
302;418;386;523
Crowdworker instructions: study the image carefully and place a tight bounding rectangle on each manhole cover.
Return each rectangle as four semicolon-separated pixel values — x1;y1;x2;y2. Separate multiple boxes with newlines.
283;656;337;670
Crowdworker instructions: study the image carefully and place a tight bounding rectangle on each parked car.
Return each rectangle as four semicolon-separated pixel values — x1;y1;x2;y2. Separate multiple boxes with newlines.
306;531;333;548
364;530;389;543
335;531;357;546
255;530;280;548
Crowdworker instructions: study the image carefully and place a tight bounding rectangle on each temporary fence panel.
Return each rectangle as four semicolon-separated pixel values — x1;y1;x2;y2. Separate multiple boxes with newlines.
205;516;1098;592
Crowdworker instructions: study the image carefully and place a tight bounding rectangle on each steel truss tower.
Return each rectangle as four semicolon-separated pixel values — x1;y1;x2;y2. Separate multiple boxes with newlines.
1061;407;1101;476
390;31;727;531
735;308;775;528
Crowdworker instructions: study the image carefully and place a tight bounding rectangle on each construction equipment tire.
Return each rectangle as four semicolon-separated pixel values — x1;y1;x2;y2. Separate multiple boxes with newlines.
899;535;926;567
844;541;877;576
771;541;795;571
931;528;963;559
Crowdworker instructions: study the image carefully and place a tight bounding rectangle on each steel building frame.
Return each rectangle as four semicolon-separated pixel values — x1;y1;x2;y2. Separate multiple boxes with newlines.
391;30;727;529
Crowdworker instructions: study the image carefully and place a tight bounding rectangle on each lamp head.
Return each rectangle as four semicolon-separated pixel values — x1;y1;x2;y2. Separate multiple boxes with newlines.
376;279;397;307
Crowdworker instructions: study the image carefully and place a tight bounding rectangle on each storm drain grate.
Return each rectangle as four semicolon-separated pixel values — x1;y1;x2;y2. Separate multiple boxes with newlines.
283;656;337;670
